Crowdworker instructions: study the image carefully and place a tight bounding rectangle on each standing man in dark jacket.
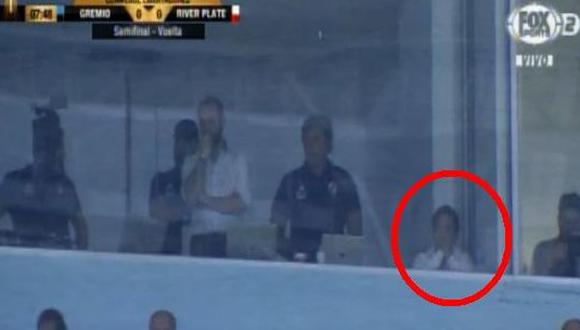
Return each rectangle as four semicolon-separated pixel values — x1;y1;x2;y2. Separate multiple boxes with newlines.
149;119;199;254
271;115;362;262
0;107;88;249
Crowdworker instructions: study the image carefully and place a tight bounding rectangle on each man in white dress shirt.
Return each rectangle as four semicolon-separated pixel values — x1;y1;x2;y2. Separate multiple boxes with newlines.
413;205;473;272
183;96;251;258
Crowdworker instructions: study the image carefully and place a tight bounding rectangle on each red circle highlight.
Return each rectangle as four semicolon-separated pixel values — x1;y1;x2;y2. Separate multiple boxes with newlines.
390;170;512;307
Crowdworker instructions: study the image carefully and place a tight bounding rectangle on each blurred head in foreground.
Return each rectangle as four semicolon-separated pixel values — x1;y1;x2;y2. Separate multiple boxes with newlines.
149;310;176;330
563;319;580;330
37;308;67;330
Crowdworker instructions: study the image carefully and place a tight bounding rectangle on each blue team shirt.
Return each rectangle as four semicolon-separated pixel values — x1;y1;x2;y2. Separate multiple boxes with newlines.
0;165;81;248
272;161;361;259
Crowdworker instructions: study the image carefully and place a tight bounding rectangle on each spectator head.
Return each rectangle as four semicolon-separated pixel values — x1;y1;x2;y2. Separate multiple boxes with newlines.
149;310;176;330
558;193;580;238
32;108;64;175
301;115;333;166
37;308;67;330
562;319;580;330
173;119;199;162
197;96;225;140
432;205;460;252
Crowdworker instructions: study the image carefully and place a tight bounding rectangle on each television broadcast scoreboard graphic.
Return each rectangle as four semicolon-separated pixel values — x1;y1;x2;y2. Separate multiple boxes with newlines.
0;0;240;39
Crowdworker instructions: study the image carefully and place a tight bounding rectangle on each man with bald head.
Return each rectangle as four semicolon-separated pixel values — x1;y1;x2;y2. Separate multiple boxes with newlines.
563;319;580;330
149;310;176;330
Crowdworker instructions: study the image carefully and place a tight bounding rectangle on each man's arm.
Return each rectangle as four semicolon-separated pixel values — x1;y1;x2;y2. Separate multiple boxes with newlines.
271;176;292;257
346;210;363;236
542;241;570;276
149;174;167;221
149;174;187;223
66;182;89;250
0;175;13;234
150;196;187;222
0;205;6;226
341;172;363;236
533;245;548;275
0;178;8;221
413;250;444;270
198;155;249;215
448;251;475;272
199;192;246;215
271;207;289;228
150;197;168;221
182;156;204;208
71;212;89;250
0;198;6;220
532;242;552;275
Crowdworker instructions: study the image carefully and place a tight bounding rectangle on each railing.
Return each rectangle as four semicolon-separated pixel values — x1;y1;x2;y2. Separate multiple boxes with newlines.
0;247;578;329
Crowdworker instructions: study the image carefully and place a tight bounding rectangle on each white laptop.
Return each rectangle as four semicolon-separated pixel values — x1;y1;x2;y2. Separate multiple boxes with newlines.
226;224;279;261
320;234;363;266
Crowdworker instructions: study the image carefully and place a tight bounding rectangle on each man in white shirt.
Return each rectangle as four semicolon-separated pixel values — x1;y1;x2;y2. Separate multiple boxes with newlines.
183;96;251;258
413;205;473;272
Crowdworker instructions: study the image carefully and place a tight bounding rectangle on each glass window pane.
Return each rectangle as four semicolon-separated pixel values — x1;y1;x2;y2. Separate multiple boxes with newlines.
0;0;510;275
516;1;580;277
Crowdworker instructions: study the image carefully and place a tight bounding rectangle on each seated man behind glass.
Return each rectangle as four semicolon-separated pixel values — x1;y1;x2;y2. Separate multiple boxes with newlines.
533;193;580;277
0;108;88;250
270;115;362;263
413;205;473;272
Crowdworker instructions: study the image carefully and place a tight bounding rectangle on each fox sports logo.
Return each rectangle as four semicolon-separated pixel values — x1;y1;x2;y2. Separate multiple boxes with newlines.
507;3;563;45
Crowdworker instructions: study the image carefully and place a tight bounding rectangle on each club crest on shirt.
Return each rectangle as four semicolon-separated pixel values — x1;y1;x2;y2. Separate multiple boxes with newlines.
296;183;307;200
328;181;338;197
